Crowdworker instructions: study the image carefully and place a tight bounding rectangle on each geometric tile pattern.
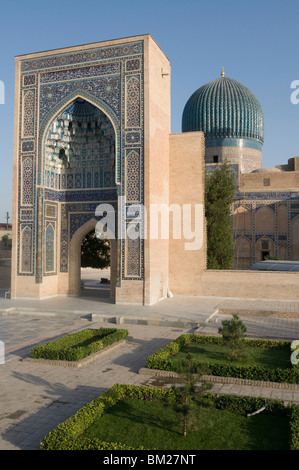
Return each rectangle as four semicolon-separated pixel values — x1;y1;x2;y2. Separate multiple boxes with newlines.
20;224;32;273
22;156;34;205
22;90;35;137
126;150;140;202
45;223;55;272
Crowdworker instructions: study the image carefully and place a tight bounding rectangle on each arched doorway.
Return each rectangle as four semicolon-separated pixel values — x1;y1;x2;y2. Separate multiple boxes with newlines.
41;97;118;299
69;218;117;300
81;229;111;300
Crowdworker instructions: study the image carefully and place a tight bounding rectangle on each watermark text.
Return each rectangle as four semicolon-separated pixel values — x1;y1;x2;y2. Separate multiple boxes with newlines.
95;197;204;251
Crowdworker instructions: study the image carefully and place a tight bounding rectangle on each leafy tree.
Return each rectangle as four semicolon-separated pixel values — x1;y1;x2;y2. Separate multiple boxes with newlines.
205;162;236;269
81;230;110;269
218;314;247;361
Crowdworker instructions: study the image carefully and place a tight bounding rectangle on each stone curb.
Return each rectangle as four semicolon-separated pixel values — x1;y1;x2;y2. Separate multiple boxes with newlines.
138;367;299;390
22;339;127;368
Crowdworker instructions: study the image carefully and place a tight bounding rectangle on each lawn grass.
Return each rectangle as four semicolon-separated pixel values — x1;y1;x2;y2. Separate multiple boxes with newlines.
81;397;290;450
174;341;291;370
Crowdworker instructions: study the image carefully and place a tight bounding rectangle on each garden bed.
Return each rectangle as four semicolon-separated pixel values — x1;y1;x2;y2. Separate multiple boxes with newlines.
28;327;128;366
146;334;299;384
40;383;299;450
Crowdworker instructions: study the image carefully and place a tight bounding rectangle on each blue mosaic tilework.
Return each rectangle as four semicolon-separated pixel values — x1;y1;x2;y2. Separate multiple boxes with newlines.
234;191;299;200
20;224;33;273
21;41;143;71
45;223;55;272
40;62;121;84
39;77;121;122
22;90;35;137
23;74;36;86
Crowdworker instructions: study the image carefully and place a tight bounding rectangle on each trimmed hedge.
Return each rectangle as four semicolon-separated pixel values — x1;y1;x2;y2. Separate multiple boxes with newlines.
146;334;299;384
31;327;128;362
40;383;299;450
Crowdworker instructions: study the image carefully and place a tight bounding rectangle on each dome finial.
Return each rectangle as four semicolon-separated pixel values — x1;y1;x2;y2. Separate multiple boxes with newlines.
221;66;225;77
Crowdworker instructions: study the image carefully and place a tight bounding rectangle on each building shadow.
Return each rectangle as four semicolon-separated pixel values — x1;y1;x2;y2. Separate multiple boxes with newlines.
2;370;107;450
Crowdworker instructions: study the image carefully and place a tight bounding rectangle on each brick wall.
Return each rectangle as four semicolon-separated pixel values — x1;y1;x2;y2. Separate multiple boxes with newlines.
196;269;299;300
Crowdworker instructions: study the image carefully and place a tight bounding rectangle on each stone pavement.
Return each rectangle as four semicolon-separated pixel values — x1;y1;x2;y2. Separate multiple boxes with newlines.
1;286;299;450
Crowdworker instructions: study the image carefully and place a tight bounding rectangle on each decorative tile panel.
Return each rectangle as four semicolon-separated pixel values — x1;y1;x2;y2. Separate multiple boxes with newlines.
125;76;140;128
21;156;34;205
20;224;33;273
126;149;140;202
45;222;55;273
22;90;35;137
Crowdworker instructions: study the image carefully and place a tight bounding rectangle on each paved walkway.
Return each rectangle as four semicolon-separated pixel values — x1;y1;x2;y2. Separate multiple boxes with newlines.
1;286;299;450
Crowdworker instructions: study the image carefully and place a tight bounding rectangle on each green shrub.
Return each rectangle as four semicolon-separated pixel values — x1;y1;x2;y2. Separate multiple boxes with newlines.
31;328;128;361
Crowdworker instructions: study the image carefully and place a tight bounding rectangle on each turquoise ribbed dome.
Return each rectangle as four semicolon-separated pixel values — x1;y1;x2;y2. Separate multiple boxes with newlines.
182;75;264;149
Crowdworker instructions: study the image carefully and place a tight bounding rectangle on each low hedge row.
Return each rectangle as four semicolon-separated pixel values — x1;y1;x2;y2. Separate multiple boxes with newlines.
40;383;299;450
31;327;128;362
146;334;299;384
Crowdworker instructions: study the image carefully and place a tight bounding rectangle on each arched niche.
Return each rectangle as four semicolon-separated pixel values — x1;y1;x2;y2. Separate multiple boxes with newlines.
234;235;252;269
255;206;275;233
232;205;252;232
42;97;116;191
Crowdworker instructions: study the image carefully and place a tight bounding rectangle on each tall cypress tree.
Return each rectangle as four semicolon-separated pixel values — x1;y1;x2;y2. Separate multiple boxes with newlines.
205;162;236;269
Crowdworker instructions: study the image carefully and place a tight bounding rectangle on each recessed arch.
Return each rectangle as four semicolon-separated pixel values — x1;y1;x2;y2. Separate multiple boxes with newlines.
232;205;252;232
255;205;275;233
234;235;252;269
38;90;121;187
256;235;275;261
278;204;288;233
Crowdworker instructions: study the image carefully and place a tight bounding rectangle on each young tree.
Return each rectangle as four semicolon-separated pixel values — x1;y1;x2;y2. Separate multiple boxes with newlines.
165;355;212;436
218;314;247;361
81;230;110;269
205;162;236;269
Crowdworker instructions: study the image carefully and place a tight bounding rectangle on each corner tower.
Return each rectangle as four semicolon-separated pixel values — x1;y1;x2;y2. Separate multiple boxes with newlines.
182;69;264;173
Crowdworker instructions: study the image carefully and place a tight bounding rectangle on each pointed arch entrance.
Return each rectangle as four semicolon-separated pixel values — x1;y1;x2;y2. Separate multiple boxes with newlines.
42;96;118;297
69;218;117;300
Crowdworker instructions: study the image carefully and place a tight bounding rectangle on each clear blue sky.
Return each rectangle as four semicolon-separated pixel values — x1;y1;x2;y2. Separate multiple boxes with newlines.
1;0;299;222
